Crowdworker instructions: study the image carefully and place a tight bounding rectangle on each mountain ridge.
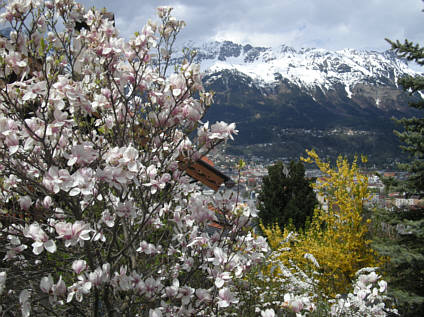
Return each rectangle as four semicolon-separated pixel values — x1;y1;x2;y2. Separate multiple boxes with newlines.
184;40;417;90
177;41;422;166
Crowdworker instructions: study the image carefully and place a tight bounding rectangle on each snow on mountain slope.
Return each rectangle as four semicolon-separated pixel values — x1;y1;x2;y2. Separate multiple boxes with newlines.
182;41;417;95
173;42;421;164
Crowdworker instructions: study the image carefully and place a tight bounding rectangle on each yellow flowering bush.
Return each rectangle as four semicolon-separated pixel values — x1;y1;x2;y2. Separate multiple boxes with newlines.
262;150;384;297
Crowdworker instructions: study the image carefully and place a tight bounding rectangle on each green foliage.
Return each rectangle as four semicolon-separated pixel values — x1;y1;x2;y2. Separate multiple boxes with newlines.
371;206;424;316
257;160;317;231
376;173;400;194
373;37;424;316
387;39;424;194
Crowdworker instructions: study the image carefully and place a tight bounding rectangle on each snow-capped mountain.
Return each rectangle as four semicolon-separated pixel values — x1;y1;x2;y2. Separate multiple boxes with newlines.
176;41;421;165
182;41;418;102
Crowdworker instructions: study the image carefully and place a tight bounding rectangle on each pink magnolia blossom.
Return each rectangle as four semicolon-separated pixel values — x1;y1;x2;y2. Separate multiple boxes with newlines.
67;276;92;303
177;285;194;305
112;266;132;291
88;264;110;287
22;81;47;101
4;132;20;155
55;221;92;247
52;276;67;297
72;260;87;274
24;223;56;255
144;277;163;298
4;51;28;75
137;241;161;255
101;210;116;227
69;167;96;196
195;288;212;304
115;200;136;218
4;235;27;260
164;279;179;298
217;287;238;308
40;274;53;294
214;271;231;288
43;166;73;194
19;195;32;211
67;143;98;167
289;299;304;313
143;172;171;194
209;247;227;266
41;196;53;209
0;1;293;315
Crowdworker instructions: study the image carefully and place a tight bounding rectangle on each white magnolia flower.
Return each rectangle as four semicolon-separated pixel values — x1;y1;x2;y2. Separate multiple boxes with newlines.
217;287;238;308
72;260;87;274
0;272;6;295
24;223;56;255
19;289;31;317
261;308;275;317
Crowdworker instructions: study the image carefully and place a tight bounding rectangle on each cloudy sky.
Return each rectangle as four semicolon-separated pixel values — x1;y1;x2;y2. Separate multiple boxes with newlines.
81;0;424;51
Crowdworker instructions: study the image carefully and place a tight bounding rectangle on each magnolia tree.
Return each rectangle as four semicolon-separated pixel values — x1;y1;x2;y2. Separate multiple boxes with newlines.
0;1;268;316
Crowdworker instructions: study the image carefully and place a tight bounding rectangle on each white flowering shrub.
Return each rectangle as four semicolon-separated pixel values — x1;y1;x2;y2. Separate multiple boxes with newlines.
329;268;398;317
0;1;268;316
233;240;319;316
233;236;398;317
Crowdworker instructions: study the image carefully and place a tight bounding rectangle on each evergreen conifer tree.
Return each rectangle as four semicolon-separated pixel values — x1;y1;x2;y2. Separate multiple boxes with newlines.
388;39;424;194
257;160;317;231
372;38;424;316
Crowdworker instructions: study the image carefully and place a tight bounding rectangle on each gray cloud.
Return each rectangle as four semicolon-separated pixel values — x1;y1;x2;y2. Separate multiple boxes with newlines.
80;0;424;51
